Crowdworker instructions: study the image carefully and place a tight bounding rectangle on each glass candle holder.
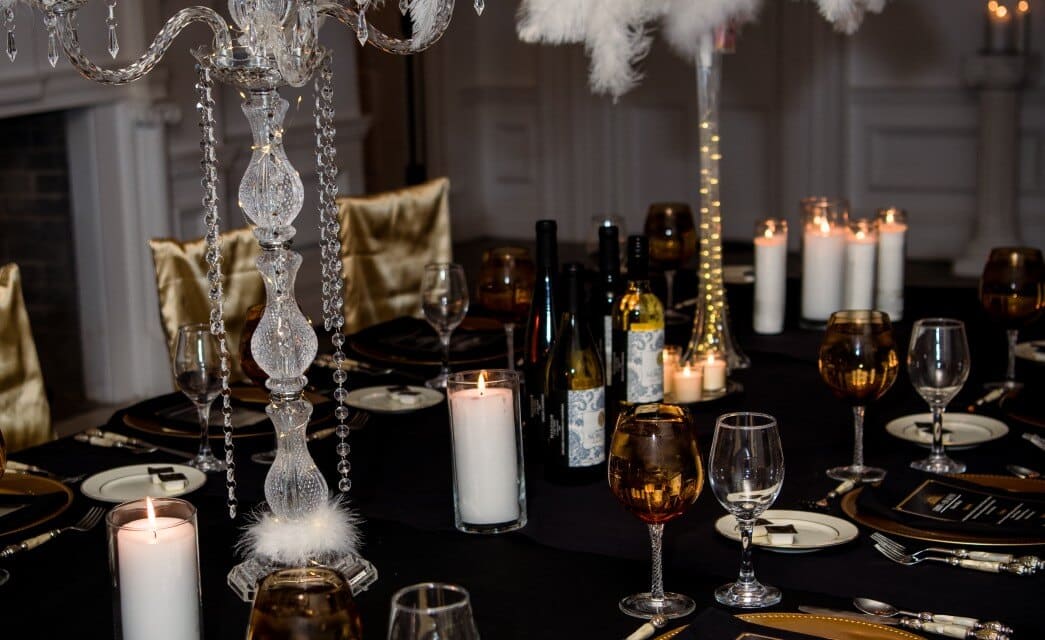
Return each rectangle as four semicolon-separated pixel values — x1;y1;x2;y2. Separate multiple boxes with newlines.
662;345;682;400
800;197;848;326
447;369;527;533
246;567;363;640
753;218;788;334
844;219;877;310
874;207;907;321
107;497;201;640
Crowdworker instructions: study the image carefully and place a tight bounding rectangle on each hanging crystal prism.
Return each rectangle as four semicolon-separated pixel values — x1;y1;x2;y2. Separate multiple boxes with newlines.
355;6;369;46
399;0;409;16
5;7;15;62
44;14;57;68
474;0;484;16
106;0;119;58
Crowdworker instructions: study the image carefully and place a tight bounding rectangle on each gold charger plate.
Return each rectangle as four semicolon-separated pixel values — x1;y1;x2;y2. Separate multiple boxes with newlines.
841;474;1045;547
0;472;74;537
656;613;924;639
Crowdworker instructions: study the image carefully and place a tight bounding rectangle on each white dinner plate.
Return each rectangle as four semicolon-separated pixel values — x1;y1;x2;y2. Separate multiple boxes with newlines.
1015;341;1045;363
345;385;444;414
714;510;859;553
885;412;1009;450
81;464;206;503
723;264;755;284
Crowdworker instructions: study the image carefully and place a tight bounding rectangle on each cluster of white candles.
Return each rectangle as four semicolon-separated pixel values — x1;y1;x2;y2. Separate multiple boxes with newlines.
663;348;727;404
985;1;1031;53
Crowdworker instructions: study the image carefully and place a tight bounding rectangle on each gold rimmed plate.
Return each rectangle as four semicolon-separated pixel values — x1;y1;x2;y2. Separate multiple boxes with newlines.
841;474;1045;547
656;613;925;639
0;472;74;538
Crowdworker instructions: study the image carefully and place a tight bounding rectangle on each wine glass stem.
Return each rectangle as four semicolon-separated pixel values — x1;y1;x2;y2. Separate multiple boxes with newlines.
647;523;666;601
664;270;676;310
851;405;866;469
440;332;452;377
196;402;214;459
930;404;945;460
504;323;515;371
737;519;756;587
1006;329;1018;386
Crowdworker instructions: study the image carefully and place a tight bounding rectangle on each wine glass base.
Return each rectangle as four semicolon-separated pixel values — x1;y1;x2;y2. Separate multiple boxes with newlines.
910;456;966;474
826;465;886;483
618;592;695;620
187;453;227;473
0;568;8;587
250;449;276;465
425;372;449;390
714;581;781;609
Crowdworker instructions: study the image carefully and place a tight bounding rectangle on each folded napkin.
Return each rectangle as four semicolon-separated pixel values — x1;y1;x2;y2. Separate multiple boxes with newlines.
857;469;1045;537
676;608;820;639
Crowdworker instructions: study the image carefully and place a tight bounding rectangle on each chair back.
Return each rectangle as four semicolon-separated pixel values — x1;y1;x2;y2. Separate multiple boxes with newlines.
0;263;52;452
149;227;264;383
337;177;453;334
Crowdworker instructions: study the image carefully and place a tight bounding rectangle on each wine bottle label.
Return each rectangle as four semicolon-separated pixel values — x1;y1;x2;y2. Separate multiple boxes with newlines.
626;328;664;403
566;387;605;467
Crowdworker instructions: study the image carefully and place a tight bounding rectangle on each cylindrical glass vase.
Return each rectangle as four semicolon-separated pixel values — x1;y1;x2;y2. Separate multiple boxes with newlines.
107;498;201;640
800;196;849;327
447;369;527;533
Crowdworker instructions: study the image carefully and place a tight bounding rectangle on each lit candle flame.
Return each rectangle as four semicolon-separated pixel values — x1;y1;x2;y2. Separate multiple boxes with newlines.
763;227;774;239
477;371;486;395
706;354;717;365
818;219;831;234
1018;0;1029;13
989;0;999;11
997;5;1009;18
145;496;157;540
682;364;692;376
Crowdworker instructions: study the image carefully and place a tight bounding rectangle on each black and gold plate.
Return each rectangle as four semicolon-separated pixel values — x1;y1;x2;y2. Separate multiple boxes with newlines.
657;613;925;639
0;473;74;538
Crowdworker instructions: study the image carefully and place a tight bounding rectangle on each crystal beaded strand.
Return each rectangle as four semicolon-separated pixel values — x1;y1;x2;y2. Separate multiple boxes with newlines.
315;57;352;493
197;63;238;518
106;0;119;58
44;12;58;68
5;5;15;62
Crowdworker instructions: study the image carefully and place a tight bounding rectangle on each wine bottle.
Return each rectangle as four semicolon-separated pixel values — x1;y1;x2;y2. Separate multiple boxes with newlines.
610;235;665;418
544;262;606;483
592;225;621;395
523;219;559;436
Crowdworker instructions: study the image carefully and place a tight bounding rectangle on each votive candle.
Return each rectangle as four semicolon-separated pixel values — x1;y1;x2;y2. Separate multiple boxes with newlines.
662;346;682;398
672;364;703;403
702;354;727;392
753;218;788;334
844;219;877;310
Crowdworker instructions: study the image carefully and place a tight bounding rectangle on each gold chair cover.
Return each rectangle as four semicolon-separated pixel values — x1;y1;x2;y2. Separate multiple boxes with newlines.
149;227;264;383
337;177;453;335
0;263;52;452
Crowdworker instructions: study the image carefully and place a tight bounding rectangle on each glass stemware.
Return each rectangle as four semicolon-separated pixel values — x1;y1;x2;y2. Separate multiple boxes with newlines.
979;247;1045;391
907;318;971;474
608;403;704;619
476;247;535;371
387;582;480;640
644;203;696;324
173;323;227;472
421;263;469;390
246;567;363;640
709;412;785;608
817;310;899;483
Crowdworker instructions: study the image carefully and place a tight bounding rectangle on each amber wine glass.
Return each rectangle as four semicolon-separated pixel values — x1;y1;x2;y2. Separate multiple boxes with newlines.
817;310;899;483
476;247;535;371
608;403;703;619
644;203;696;323
246;567;363;640
979;247;1045;391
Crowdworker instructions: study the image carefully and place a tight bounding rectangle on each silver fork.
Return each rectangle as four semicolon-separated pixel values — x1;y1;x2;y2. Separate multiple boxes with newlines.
0;506;106;558
873;542;1032;575
871;532;1040;570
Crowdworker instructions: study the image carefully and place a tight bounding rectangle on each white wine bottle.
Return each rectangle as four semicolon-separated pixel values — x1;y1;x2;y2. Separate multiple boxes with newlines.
544;262;606;483
610;235;665;420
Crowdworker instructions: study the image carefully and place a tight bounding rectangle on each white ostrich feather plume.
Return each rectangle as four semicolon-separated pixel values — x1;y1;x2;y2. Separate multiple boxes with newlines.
239;499;361;566
815;0;886;35
407;0;442;47
661;0;763;62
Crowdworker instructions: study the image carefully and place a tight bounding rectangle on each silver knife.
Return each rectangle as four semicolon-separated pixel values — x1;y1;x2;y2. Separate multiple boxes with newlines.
1023;432;1045;453
798;607;1008;639
797;606;899;625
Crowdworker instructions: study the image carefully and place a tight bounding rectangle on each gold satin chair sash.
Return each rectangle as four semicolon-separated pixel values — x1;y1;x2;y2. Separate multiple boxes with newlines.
149;227;264;383
0;263;52;452
336;177;453;335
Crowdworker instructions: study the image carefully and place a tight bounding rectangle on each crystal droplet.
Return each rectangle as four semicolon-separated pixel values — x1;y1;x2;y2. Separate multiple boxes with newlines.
107;25;119;58
399;0;409;15
6;31;15;62
46;31;58;68
355;12;368;46
474;0;484;16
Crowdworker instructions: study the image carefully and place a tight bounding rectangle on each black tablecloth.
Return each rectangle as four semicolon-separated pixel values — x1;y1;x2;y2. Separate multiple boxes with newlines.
2;278;1043;639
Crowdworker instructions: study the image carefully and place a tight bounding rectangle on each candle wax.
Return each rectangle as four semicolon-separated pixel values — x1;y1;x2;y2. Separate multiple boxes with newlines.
449;387;520;525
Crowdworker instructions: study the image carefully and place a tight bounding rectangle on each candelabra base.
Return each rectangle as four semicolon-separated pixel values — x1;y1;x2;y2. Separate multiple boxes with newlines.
228;552;378;602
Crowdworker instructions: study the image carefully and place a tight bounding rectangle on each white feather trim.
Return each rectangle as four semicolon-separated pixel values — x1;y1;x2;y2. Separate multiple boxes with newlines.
240;499;361;566
517;0;593;44
816;0;867;35
585;0;664;98
661;0;763;63
408;0;441;47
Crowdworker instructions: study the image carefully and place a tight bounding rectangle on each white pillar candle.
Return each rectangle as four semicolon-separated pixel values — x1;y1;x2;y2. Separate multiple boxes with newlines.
702;354;727;392
672;364;703;403
753;219;788;334
801;217;846;322
116;500;200;640
449;376;520;525
984;2;1015;52
662;346;681;397
844;220;877;310
1015;1;1031;53
875;208;907;321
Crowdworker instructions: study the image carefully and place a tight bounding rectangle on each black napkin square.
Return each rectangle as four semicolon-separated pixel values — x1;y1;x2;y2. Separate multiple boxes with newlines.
676;608;821;639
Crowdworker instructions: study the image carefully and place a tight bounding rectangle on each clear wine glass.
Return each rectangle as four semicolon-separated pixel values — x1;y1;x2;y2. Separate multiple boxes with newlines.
174;323;226;472
387;582;480;640
907;318;971;474
709;412;785;609
608;403;704;619
979;247;1045;391
476;247;534;371
421;263;469;390
817;310;899;483
644;203;696;324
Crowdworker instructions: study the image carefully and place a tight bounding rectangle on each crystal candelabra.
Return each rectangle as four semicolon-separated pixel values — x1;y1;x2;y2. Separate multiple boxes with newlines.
0;0;479;600
684;26;750;375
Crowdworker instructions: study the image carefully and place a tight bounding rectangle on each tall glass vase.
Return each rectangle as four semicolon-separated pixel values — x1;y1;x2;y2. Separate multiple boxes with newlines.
684;28;750;373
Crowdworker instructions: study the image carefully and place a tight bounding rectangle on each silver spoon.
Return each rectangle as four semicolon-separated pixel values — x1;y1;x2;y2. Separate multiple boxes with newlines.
854;597;1011;635
1006;464;1041;479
